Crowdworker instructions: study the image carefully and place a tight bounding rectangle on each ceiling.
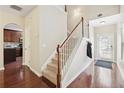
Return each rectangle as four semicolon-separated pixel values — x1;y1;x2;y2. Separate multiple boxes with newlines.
67;5;120;31
0;5;36;16
89;14;120;27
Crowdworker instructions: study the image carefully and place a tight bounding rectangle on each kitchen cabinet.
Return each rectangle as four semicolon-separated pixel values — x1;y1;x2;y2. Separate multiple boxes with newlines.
4;30;12;42
16;48;22;57
15;32;22;42
4;29;22;42
12;31;21;42
4;48;16;64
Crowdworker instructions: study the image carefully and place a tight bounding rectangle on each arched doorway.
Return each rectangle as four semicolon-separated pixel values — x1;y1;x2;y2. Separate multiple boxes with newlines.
3;23;23;69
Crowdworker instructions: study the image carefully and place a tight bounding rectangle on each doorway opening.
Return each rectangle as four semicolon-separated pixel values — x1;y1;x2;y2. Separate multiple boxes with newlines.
94;24;116;62
93;24;117;69
3;23;23;69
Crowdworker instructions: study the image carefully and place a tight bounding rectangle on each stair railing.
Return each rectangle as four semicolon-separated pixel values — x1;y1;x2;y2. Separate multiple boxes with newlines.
56;17;84;87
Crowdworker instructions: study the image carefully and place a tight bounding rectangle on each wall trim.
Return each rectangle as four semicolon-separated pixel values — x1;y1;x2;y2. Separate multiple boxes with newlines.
0;67;5;71
62;60;93;88
23;63;42;77
29;66;42;77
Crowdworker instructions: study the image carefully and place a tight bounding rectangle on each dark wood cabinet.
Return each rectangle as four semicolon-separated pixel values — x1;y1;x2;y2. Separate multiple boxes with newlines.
4;48;16;65
16;48;22;57
4;31;12;42
4;29;22;42
15;32;22;42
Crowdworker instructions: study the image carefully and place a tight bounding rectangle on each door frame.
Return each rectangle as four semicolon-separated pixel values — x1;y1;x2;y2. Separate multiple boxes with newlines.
2;23;25;69
95;31;115;62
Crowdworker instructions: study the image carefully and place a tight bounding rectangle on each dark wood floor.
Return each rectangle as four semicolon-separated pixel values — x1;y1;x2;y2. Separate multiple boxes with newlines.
68;63;93;88
68;63;121;88
0;58;123;88
0;57;50;88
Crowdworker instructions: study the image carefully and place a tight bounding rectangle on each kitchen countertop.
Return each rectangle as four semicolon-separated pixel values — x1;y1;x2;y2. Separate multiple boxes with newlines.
4;47;22;49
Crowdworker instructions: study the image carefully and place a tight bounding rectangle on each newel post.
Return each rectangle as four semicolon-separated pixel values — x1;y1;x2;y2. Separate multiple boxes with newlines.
57;44;61;88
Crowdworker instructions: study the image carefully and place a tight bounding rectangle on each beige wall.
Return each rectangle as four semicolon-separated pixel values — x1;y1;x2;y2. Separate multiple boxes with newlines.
25;6;67;76
0;9;24;69
25;6;42;76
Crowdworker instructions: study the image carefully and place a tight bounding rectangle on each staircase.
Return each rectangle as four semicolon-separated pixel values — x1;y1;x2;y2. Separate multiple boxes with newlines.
42;17;84;87
42;54;58;85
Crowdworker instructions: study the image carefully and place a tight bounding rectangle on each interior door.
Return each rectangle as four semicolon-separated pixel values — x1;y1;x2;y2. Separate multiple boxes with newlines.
96;33;114;61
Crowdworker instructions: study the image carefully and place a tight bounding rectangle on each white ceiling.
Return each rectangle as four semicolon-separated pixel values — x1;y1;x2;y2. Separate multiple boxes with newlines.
0;5;36;16
89;14;120;27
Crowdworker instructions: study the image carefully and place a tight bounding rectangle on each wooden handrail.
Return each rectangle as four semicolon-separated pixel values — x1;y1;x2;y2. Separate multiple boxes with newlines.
56;17;84;88
60;17;83;48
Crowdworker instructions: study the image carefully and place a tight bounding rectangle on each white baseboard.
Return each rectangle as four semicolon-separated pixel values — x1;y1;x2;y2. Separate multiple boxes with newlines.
0;67;5;71
23;63;42;77
22;62;30;67
29;66;42;77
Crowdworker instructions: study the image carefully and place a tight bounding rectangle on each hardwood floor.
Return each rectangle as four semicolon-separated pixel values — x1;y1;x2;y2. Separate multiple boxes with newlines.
68;63;93;88
93;63;117;88
0;57;51;88
67;72;92;88
68;63;122;88
0;58;123;88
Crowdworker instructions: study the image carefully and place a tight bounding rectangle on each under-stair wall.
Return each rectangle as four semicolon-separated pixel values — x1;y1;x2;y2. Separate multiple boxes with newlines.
62;38;93;87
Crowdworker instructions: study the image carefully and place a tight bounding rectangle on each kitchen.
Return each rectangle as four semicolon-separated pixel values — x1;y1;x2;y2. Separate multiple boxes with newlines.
4;23;23;66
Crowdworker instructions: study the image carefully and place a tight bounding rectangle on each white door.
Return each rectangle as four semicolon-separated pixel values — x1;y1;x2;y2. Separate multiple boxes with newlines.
96;33;114;61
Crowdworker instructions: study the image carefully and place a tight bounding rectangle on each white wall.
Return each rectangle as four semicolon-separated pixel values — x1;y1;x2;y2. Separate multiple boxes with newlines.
25;6;67;76
62;38;93;87
67;5;87;32
39;6;67;73
0;9;24;70
120;6;124;61
120;6;124;23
